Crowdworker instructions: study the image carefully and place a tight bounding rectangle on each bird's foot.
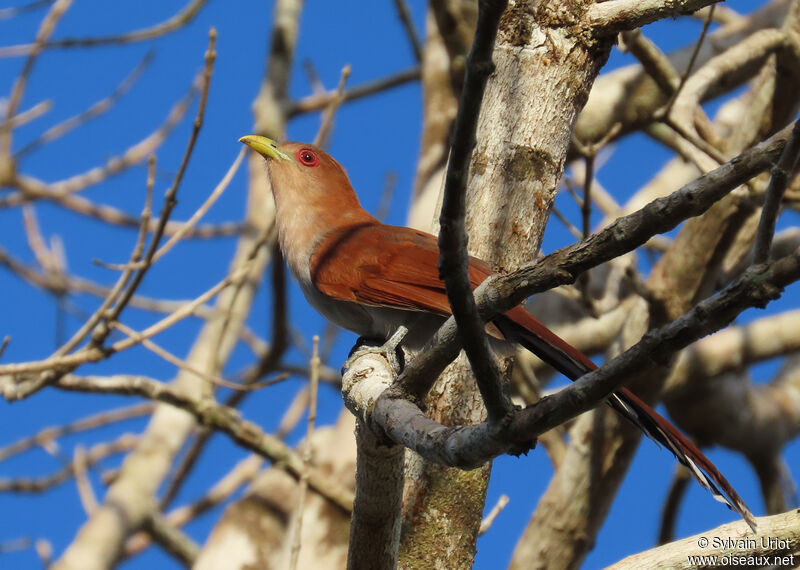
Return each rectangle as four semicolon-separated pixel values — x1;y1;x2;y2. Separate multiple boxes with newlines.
343;326;408;377
494;406;536;457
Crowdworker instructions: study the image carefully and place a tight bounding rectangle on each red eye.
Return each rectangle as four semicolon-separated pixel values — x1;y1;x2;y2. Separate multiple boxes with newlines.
296;149;319;167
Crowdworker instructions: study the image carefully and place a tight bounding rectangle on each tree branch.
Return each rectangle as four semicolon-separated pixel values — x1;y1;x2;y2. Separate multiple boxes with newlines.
438;0;511;423
397;120;794;403
586;0;721;34
347;247;800;470
609;509;800;569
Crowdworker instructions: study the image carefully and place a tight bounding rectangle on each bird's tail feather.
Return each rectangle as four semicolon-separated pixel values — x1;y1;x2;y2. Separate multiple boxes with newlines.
497;308;756;532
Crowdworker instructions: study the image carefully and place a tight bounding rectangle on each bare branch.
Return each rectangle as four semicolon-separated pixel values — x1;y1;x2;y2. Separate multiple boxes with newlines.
16;51;154;158
0;0;208;57
313;64;351;148
288;336;320;570
753;119;800;263
0;434;138;493
478;494;509;536
391;0;423;62
3;83;197;206
438;0;511;423
139;513;200;566
0;402;153;462
0;0;71;165
288;67;420;117
55;373;354;512
609;509;800;569
399;122;794;402
0;0;54;21
345;246;800;471
586;0;720;34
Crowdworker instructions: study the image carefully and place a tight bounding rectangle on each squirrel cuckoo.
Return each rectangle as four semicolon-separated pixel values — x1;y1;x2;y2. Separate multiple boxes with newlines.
240;134;756;531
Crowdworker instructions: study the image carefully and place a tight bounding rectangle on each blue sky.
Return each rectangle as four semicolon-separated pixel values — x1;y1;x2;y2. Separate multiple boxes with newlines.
1;1;794;568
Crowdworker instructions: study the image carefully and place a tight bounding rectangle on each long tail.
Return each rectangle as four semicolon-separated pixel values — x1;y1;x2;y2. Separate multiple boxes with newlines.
497;307;757;532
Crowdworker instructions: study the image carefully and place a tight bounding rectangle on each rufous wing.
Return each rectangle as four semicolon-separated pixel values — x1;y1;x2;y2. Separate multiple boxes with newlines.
310;222;492;315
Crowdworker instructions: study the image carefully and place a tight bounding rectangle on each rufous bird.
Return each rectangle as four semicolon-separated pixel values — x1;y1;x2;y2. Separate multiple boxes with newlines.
240;134;756;531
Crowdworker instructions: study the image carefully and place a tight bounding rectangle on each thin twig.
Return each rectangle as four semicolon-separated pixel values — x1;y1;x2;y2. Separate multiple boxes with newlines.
620;29;679;96
104;29;217;327
313;64;352;148
0;0;208;56
581;154;595;239
53;155;156;358
288;336;320;570
301;59;326;94
0;0;54;21
17;51;154;158
72;446;98;514
437;0;512;423
21;204;62;281
658;467;691;544
660;4;716;120
0;538;32;554
0;402;153;462
0;434;139;492
139;513;200;566
753;119;800;264
55;374;354;512
102;147;246;270
4;84;197;206
478;494;509;535
288;66;420;117
0;255;259;378
36;191;242;238
391;0;423;62
0;0;72;162
111;321;288;391
275;387;310;440
0;100;51;131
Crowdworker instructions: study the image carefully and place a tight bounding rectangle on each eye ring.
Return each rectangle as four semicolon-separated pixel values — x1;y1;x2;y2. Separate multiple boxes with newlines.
296;148;319;167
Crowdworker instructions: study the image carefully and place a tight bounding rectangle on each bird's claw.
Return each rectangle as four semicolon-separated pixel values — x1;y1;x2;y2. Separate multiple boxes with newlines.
342;326;408;377
493;406;535;457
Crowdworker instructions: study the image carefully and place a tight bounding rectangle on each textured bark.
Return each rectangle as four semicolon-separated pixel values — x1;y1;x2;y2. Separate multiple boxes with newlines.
398;359;493;569
347;420;404;570
662;4;800;500
609;509;800;570
465;1;612;271
509;4;800;565
400;1;615;567
341;349;404;569
399;3;488;568
574;0;790;147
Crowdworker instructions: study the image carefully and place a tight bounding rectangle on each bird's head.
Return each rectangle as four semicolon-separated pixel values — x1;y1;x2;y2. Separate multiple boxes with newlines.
238;135;375;273
239;135;357;208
